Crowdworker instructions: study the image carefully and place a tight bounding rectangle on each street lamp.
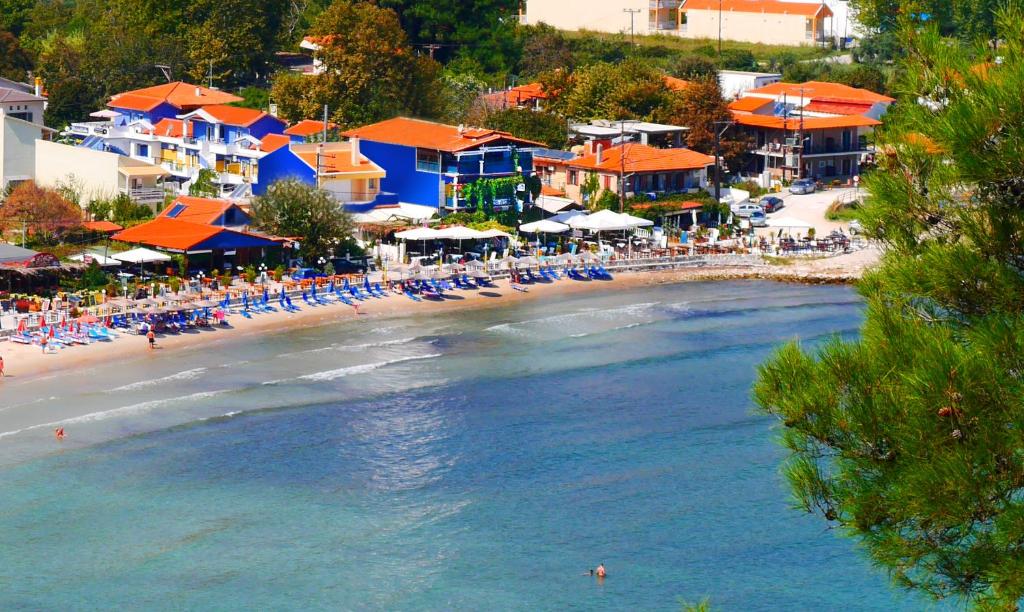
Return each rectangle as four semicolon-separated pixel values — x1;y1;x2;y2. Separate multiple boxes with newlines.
258;263;268;284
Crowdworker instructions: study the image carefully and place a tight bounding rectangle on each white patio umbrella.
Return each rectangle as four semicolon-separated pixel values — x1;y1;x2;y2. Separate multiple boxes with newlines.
395;226;443;261
618;213;655;228
549;209;588;224
519;220;570;234
567;210;633;232
113;247;171;281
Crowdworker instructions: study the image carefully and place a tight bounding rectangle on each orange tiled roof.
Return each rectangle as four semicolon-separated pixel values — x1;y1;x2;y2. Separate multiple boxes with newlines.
682;0;832;17
109;82;242;112
342;117;544;152
152;118;189;138
744;80;894;103
195;105;272;127
731;112;881;130
728;97;774;112
540;185;566;196
114;218;229;251
663;75;692;92
113;217;277;251
294;149;384;174
83;221;124;233
481;83;551;108
159;196;239;225
803;100;874;115
284;119;339;137
260;133;292;153
569;143;715;173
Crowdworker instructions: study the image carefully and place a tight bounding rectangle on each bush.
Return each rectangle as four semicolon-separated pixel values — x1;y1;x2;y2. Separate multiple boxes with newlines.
826;198;861;221
243;265;257;284
273;265;285;282
168;276;181;293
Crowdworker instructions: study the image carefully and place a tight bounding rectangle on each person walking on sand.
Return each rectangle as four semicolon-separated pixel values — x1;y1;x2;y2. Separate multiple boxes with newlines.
40;335;48;354
147;329;156;350
0;354;5;377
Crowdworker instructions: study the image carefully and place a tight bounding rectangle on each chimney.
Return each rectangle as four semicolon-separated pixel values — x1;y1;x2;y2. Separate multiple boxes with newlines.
34;77;42;98
458;124;465;135
350;136;360;167
596;144;604;164
195;87;201;97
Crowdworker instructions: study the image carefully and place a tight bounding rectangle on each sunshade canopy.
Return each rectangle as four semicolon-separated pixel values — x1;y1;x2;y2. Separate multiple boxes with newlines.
112;247;172;264
520;220;570;234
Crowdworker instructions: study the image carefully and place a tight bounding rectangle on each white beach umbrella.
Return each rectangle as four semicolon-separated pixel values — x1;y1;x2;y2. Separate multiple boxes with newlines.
477;229;512;239
618;213;655;228
549;210;588;224
567;210;633;232
394;227;443;240
519;220;570;234
435;226;487;240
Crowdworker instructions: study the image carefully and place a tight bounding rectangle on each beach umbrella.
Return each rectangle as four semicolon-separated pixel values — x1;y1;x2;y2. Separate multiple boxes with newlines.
77;313;99;324
519;219;570;234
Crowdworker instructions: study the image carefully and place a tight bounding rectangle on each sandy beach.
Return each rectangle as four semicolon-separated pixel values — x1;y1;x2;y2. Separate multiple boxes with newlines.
0;248;878;384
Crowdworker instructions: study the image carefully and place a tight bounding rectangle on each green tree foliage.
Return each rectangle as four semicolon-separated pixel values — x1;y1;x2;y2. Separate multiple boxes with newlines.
270;0;443;127
0;0;34;36
0;29;31;81
671;77;750;170
110;193;154;224
516;23;574;78
852;0;1001;40
189;169;219;198
250;179;354;263
563;59;675;121
754;8;1024;607
375;0;520;73
481;108;566;149
438;70;488;124
670;54;718;80
782;61;890;95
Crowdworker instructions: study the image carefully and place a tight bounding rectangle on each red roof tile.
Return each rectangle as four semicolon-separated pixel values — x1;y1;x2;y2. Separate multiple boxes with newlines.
631;200;704;212
294;149;384;174
744;80;894;103
682;0;832;17
109;82;242;112
113;217;275;251
83;221;124;233
284;119;339;137
481;83;551;108
152;118;189;138
569;143;714;173
803;100;875;116
159;196;241;225
731;112;881;130
260;133;292;153
728;97;774;112
193;105;273;128
342;117;543;152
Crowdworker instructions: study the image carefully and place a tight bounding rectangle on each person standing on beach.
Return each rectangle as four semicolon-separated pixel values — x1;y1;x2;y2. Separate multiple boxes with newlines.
147;330;156;350
0;354;5;377
40;335;48;354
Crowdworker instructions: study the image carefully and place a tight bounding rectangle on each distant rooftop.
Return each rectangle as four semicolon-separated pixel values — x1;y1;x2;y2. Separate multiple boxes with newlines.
109;82;243;112
0;86;44;104
571;120;689;138
342;117;543;153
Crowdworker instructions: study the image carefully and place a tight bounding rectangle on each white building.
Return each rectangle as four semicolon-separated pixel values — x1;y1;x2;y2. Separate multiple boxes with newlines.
719;70;783;100
35;139;170;207
0;86;46;126
522;0;858;44
1;110;55;194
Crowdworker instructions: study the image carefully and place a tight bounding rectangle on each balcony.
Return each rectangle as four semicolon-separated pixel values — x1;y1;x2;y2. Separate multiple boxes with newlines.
649;0;681;7
68;121;116;137
754;143;869;156
121;187;169;205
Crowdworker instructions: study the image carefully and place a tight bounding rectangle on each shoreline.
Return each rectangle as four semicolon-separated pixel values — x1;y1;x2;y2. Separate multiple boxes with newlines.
0;248;877;385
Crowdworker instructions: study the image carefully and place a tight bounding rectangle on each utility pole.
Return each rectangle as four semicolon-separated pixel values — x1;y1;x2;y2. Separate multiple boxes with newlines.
713;120;734;210
619;121;631;213
718;0;724;57
322;104;329;143
422;44;442;60
623;9;641;45
208;60;214;89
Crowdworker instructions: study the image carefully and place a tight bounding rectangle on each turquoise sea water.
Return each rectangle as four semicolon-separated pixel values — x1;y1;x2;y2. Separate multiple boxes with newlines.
0;281;935;610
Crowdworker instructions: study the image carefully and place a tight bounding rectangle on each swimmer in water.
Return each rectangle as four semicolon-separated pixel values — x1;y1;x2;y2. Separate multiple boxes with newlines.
595;564;606;579
55;427;65;441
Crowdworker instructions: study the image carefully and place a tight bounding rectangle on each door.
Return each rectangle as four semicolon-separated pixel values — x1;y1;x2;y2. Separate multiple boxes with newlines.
842;130;852;151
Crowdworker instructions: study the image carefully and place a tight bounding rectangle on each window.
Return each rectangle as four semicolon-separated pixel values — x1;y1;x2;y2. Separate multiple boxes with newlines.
568;170;578;185
368;178;377;190
416;149;441;173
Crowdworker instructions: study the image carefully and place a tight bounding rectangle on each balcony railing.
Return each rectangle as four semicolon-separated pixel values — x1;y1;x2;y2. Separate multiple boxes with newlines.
121;187;168;204
756;143;869;155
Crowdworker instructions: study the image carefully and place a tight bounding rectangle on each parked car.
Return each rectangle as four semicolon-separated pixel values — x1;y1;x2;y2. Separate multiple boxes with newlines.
789;178;816;195
731;202;764;218
291;268;326;281
759;196;784;213
329;257;368;274
749;210;768;227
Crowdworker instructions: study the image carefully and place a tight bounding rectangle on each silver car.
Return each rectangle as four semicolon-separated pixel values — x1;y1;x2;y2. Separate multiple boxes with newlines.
749;210;768;227
731;203;764;218
789;178;816;195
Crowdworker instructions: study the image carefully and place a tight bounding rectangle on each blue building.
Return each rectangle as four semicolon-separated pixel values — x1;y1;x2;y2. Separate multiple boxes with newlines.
342;117;539;211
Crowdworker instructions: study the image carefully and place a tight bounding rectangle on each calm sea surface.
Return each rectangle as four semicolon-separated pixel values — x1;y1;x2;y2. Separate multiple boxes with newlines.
0;281;935;610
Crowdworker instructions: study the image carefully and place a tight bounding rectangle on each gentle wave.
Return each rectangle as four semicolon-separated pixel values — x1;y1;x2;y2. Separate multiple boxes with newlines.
486;302;661;334
264;353;443;385
107;367;208;392
279;337;421;359
0;390;230;439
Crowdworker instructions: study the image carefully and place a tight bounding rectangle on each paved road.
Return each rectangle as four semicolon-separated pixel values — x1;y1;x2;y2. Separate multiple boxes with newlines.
751;186;863;237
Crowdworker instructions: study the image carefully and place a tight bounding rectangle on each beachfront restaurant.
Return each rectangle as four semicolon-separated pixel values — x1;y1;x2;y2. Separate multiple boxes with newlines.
112;217;284;274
